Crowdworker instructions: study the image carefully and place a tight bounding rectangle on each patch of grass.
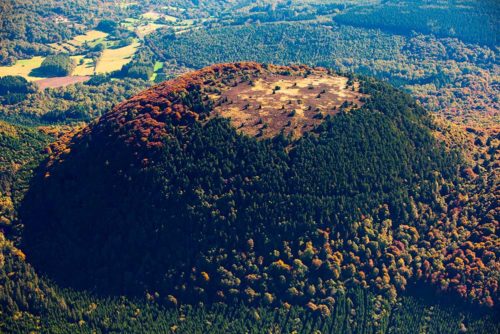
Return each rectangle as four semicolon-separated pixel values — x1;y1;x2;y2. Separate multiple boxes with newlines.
163;5;186;12
211;73;366;139
73;30;108;44
71;56;95;76
119;1;138;8
163;15;179;22
150;61;165;82
183;19;196;26
123;17;140;25
153;61;164;72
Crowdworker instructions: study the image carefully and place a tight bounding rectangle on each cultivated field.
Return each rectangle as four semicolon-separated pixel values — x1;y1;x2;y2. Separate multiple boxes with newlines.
0;10;191;87
211;74;366;139
95;42;140;74
0;56;45;81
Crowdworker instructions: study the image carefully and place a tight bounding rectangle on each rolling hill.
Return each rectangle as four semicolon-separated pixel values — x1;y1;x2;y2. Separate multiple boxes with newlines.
19;63;498;316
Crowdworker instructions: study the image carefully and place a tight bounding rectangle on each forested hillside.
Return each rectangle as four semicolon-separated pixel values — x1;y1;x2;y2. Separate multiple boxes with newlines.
0;1;498;333
20;64;498;319
0;78;150;125
0;121;52;243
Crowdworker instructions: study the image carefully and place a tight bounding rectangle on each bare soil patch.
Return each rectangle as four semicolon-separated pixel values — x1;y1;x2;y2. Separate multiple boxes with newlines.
35;76;90;90
210;73;366;139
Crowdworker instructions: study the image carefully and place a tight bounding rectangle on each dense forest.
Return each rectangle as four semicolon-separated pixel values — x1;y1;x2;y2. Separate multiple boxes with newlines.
37;55;76;77
2;230;497;333
0;121;52;243
0;76;35;105
334;0;499;47
1;111;495;333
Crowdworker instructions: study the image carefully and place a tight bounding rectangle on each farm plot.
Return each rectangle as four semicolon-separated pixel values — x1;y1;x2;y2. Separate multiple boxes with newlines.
95;42;140;74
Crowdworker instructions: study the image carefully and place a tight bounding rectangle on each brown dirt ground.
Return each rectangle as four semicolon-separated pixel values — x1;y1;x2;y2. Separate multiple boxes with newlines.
209;73;367;139
35;76;90;90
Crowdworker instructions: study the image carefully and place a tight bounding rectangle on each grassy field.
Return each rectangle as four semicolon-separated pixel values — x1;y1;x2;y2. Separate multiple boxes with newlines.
73;30;108;44
50;30;108;52
141;11;179;23
95;42;140;74
181;19;196;26
123;11;196;38
153;61;164;72
122;17;140;27
163;14;179;22
0;56;45;81
71;56;95;76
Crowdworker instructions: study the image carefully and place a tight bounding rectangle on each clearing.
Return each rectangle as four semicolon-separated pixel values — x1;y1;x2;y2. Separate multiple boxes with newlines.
210;73;366;139
95;42;140;74
135;23;167;38
163;5;186;12
119;1;138;8
150;61;164;81
141;11;163;20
